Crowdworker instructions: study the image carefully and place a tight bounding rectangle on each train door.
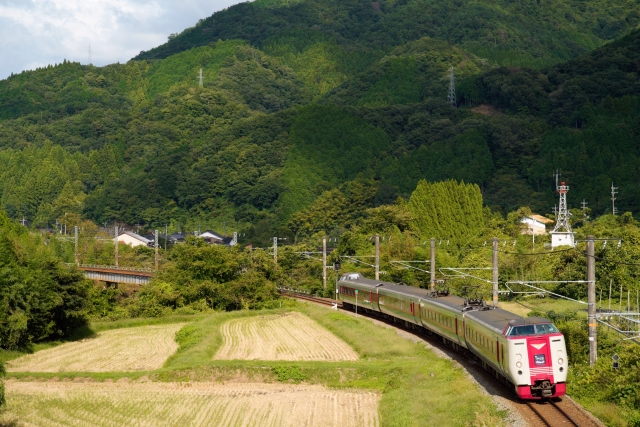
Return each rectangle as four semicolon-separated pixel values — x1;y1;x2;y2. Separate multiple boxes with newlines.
411;300;419;324
371;291;380;311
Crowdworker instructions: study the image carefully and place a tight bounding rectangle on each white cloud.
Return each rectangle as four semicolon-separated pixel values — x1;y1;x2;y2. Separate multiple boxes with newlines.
0;0;244;79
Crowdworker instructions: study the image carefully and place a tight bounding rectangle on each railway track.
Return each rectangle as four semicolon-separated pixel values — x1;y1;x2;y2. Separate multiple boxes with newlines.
525;400;580;426
279;290;341;307
280;290;604;427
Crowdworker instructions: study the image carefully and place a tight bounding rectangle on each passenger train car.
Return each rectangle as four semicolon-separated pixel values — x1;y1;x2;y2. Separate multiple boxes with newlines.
338;273;568;399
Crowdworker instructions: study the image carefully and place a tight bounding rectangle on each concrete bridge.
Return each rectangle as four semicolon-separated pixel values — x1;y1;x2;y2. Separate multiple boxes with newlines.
69;264;155;286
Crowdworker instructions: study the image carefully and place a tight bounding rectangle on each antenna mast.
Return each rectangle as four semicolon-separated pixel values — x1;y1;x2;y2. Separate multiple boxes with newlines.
447;66;456;108
611;182;618;216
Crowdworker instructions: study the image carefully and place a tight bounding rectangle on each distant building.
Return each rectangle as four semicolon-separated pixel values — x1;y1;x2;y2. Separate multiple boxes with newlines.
197;230;237;246
198;230;225;244
520;214;554;235
117;231;152;248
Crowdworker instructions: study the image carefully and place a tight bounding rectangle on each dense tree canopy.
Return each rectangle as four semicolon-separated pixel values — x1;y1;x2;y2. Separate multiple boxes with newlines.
0;1;639;247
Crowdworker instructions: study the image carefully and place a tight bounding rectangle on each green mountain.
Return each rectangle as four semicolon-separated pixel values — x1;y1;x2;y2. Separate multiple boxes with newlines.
0;0;639;243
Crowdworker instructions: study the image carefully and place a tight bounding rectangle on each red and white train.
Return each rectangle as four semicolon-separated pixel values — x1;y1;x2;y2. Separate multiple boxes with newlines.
338;273;568;399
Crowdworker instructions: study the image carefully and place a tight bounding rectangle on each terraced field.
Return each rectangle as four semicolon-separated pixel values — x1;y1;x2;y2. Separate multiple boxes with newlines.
214;312;358;361
1;381;380;427
6;323;185;372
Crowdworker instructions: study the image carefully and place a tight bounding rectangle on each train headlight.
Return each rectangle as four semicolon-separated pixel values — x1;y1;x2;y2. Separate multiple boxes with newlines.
516;361;523;368
558;358;564;365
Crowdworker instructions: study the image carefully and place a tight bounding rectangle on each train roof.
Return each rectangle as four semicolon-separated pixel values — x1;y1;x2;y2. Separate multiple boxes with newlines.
465;308;525;334
508;317;552;326
339;272;467;310
339;273;547;333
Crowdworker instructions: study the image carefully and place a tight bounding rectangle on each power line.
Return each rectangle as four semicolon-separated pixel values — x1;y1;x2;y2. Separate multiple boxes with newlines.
496;247;577;256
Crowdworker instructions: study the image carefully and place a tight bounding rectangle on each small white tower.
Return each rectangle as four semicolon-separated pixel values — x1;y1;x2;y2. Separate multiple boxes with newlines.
551;181;575;248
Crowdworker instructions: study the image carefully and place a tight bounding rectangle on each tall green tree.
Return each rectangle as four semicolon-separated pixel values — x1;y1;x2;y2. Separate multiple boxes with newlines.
408;179;484;243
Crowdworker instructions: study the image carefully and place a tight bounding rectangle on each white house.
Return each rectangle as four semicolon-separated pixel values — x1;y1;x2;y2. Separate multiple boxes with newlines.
198;230;225;244
520;214;554;235
117;231;152;248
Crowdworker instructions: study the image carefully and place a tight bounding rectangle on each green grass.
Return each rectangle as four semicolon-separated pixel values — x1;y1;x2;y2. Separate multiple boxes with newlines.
4;304;507;426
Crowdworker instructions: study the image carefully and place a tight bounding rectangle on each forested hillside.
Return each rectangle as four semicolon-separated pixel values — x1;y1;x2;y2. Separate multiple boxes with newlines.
0;0;639;244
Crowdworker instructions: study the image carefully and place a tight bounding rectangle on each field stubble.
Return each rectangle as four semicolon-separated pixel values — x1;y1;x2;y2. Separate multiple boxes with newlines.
214;312;359;361
6;323;186;373
1;380;380;427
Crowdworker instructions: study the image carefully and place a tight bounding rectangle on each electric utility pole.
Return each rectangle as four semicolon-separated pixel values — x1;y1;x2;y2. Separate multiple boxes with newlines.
154;230;159;271
492;237;499;308
114;226;119;267
375;234;380;280
322;237;327;293
587;235;597;365
430;238;436;292
74;226;79;265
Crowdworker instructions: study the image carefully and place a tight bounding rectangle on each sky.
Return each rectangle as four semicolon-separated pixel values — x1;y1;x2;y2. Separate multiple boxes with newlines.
0;0;244;80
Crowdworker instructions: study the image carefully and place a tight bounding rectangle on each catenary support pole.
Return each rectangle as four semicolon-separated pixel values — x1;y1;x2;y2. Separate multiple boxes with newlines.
430;238;436;292
587;235;597;366
114;226;119;267
322;237;327;293
375;234;380;281
492;237;499;308
74;226;79;265
620;283;623;312
155;230;159;271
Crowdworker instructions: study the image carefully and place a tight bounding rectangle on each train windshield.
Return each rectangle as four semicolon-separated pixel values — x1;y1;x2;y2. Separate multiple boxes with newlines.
508;323;559;337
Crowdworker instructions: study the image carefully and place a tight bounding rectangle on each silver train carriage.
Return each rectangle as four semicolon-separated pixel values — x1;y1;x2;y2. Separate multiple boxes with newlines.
338;273;568;399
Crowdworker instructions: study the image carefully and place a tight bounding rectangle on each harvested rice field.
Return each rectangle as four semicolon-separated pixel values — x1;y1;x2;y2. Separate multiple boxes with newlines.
1;380;380;427
214;312;358;361
7;323;185;373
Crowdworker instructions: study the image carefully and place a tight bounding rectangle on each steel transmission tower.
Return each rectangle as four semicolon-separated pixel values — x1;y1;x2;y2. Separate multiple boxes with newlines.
551;180;575;248
198;68;203;88
447;67;456;108
611;182;619;216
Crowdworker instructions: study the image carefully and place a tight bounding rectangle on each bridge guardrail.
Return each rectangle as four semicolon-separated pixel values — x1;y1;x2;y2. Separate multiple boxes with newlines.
66;263;155;273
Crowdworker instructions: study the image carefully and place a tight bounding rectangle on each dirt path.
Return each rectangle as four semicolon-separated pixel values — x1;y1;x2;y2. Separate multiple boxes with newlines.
1;380;380;427
214;312;358;361
7;323;185;373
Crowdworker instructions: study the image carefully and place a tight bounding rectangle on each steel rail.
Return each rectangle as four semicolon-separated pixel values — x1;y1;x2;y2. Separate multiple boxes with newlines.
524;400;580;427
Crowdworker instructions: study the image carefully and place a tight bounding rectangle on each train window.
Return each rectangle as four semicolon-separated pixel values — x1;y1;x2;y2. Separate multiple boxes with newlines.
535;324;560;334
508;323;560;337
508;325;535;336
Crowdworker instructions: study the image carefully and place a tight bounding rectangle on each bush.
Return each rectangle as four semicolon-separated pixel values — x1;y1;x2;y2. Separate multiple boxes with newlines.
272;364;306;383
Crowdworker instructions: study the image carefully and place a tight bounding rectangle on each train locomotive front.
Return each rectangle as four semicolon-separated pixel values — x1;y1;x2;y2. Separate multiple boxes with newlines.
503;318;568;399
